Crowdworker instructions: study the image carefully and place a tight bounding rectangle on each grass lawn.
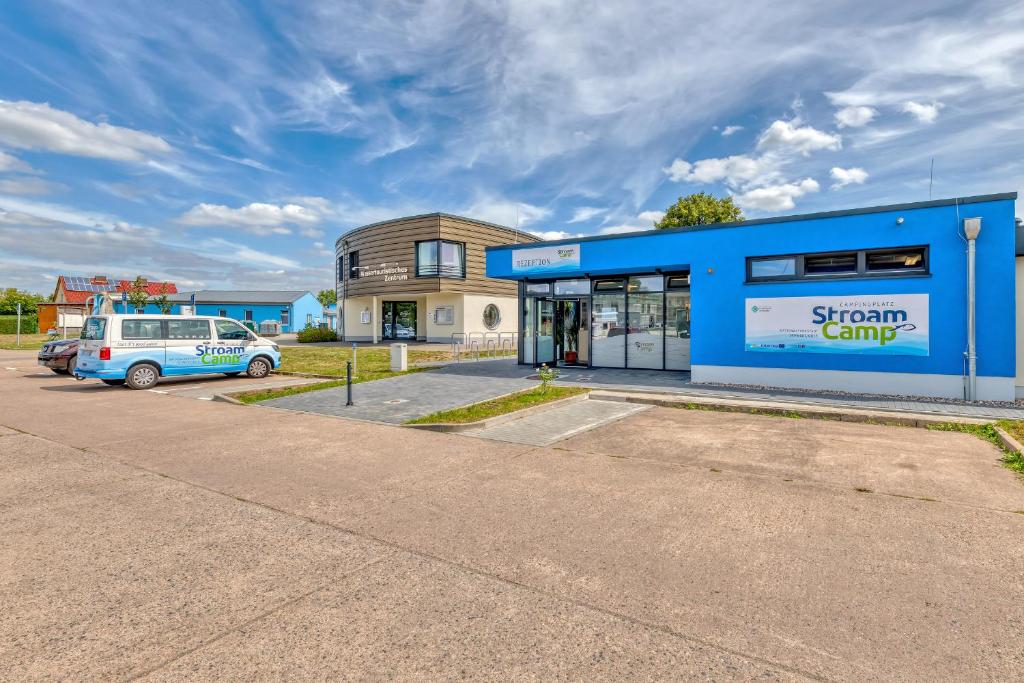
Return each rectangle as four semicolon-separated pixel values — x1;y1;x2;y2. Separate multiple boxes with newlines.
278;346;455;378
405;386;589;425
0;333;51;350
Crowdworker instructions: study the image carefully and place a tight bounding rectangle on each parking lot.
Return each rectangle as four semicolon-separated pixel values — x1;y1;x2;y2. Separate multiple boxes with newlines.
2;347;1024;680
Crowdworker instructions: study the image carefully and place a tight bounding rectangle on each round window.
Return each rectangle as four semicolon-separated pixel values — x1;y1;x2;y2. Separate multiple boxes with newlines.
482;303;501;330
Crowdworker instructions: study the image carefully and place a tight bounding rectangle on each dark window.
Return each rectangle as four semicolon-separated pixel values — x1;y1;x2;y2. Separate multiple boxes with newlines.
749;257;796;280
337;256;344;282
416;240;465;277
122;319;163;340
866;248;926;272
244;310;253;321
349;251;360;279
135;308;145;314
666;275;691;289
592;279;625;292
280;309;289;326
167;319;210;340
215;320;250;340
219;309;227;317
748;246;928;283
804;253;857;275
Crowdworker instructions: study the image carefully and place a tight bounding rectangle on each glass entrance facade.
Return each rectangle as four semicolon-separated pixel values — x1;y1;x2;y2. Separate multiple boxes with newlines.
382;301;417;340
521;273;690;370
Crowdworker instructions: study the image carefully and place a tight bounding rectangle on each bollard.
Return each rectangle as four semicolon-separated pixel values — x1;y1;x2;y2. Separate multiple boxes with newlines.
346;360;354;406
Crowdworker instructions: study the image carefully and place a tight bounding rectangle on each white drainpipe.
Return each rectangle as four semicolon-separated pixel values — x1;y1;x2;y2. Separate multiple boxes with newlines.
963;217;982;400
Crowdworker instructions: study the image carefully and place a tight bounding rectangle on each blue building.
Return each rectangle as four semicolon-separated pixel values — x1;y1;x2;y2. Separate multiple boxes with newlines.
486;193;1019;401
164;290;324;333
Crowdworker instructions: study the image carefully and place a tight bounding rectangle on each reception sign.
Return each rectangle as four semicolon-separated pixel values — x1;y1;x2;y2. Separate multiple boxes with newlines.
745;294;929;356
511;244;580;274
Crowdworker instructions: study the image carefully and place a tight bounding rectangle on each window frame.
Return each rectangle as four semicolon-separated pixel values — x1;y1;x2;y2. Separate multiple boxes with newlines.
415;239;466;278
747;246;929;283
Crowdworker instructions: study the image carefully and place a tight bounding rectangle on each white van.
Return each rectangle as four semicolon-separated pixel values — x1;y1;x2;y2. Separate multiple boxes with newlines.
75;314;282;389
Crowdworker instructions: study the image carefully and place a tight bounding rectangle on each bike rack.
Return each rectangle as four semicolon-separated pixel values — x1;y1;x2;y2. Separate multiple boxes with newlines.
450;333;467;362
483;331;500;357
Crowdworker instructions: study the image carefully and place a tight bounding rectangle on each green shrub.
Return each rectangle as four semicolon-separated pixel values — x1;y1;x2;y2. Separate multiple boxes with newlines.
296;325;338;343
0;315;37;334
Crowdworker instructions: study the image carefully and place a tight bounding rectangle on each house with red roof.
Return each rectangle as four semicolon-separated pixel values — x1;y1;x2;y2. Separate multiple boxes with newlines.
37;275;178;333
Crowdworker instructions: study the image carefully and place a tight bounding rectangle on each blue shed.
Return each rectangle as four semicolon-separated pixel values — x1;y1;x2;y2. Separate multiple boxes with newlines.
485;193;1019;401
166;290;323;333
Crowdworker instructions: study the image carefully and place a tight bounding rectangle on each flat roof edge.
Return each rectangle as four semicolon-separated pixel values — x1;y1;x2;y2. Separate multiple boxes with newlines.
484;192;1018;251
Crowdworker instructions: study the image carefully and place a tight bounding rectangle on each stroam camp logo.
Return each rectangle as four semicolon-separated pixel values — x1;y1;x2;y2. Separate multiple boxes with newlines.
195;344;246;365
745;295;929;356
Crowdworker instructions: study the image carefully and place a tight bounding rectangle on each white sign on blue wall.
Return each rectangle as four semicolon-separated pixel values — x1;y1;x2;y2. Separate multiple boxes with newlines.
511;244;580;274
745;294;929;356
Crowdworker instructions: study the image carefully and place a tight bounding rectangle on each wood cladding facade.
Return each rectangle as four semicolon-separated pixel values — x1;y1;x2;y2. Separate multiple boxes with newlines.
337;214;537;298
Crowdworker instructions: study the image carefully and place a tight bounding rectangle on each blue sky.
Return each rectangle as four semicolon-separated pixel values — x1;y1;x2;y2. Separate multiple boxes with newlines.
1;0;1022;294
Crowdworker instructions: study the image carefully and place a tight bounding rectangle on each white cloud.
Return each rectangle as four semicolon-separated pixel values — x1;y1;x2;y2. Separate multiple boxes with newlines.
0;100;171;161
0;150;34;173
721;125;744;136
733;178;820;211
529;230;582;241
834;106;877;128
829;166;869;189
637;210;665;224
0;177;64;195
756;120;841;155
178;202;322;235
461;198;549;228
901;101;943;124
664;154;778;187
568;206;605;223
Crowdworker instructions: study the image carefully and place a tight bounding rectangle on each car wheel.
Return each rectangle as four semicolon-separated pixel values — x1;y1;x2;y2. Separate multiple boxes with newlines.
101;379;126;386
224;371;242;377
66;355;77;377
125;363;159;390
246;357;270;378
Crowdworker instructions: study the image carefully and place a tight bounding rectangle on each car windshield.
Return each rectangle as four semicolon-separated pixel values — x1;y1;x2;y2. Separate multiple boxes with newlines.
80;317;107;341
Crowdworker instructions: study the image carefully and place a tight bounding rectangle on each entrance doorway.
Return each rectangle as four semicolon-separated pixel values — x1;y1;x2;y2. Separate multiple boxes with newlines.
382;301;417;340
535;298;588;367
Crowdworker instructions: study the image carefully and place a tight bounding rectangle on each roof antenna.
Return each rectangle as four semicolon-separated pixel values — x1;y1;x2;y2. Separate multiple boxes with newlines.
929;157;934;200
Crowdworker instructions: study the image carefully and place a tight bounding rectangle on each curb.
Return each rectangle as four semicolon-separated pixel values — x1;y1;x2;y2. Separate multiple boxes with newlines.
212;393;243;405
588;389;992;428
404;391;590;432
994;426;1023;453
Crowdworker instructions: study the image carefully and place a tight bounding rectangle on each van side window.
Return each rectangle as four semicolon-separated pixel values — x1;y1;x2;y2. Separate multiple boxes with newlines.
122;319;163;340
216;320;250;340
167;319;211;340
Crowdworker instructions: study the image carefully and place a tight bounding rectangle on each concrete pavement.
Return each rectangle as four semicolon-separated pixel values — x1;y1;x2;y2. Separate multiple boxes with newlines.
2;356;1024;680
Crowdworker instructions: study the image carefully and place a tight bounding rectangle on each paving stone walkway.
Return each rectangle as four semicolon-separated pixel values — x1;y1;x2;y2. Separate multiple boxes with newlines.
261;357;1024;423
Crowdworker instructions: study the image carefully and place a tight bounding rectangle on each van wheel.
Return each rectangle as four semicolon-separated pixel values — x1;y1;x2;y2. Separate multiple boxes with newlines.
246;357;271;379
101;379;125;386
126;363;159;390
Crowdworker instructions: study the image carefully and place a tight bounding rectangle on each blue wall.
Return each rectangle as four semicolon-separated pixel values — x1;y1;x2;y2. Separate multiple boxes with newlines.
487;195;1017;379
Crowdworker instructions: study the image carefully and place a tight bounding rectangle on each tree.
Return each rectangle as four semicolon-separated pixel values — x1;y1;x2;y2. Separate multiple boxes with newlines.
0;288;45;315
126;276;151;311
654;192;743;229
316;289;337;307
152;283;173;314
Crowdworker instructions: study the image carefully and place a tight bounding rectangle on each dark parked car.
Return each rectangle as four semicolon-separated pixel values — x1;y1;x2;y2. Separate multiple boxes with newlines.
38;339;79;375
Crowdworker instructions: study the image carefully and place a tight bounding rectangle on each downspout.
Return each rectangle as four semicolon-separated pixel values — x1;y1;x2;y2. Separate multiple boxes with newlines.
963;217;982;400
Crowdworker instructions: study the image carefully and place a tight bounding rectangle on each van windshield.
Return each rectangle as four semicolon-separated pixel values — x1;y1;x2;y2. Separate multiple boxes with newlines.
80;317;107;341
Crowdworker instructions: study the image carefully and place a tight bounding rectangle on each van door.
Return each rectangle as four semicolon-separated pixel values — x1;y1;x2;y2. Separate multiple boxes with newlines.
214;319;255;372
164;319;214;375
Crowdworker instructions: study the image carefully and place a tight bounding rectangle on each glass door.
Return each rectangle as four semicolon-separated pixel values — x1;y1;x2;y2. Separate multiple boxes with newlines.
381;301;417;340
665;290;691;370
536;299;555;365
